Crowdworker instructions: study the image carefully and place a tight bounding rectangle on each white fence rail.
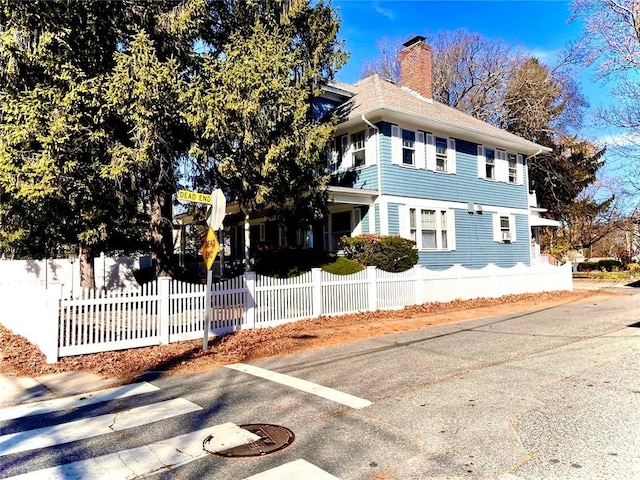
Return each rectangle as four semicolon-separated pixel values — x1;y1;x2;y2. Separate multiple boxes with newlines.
0;262;573;363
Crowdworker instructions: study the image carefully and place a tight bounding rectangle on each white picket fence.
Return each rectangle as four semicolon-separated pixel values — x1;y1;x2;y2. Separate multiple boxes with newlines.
0;262;573;363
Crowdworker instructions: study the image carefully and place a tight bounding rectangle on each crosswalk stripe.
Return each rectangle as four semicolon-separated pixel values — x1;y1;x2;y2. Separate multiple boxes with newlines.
3;423;259;480
0;398;202;456
0;382;160;422
226;363;372;409
243;459;340;480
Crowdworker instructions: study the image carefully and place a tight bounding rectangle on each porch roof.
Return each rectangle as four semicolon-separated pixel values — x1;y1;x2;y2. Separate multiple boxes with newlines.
328;186;378;205
530;215;561;227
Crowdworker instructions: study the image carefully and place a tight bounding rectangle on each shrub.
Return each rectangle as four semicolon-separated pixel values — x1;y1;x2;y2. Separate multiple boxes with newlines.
340;234;418;273
598;259;622;272
321;256;364;275
629;263;640;277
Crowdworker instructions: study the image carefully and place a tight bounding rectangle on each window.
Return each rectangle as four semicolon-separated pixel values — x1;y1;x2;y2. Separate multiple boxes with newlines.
421;209;437;248
409;208;417;243
327;134;347;173
351;131;366;167
402;129;415;165
435;137;447;172
406;207;454;250
508;153;517;183
440;210;448;249
485;148;495;179
493;213;517;243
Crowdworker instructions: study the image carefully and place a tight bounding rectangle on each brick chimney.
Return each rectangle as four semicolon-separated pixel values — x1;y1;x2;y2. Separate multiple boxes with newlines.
399;35;433;99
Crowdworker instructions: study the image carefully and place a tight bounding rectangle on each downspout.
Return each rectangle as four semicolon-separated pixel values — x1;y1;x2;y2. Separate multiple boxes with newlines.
362;114;380;235
525;148;543;266
525;148;543;204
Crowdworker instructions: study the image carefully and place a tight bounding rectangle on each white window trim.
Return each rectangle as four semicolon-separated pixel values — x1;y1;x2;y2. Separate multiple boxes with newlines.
399;205;456;251
492;213;517;243
351;130;366;168
478;144;525;184
429;135;456;174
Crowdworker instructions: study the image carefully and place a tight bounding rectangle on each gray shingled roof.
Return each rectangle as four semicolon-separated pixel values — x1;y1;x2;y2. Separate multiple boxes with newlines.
334;74;549;154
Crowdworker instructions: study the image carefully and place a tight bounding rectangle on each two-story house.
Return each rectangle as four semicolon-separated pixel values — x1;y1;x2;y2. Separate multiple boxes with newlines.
227;36;554;269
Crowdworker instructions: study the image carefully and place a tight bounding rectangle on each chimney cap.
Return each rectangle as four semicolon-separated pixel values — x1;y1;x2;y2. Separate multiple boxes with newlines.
403;35;426;48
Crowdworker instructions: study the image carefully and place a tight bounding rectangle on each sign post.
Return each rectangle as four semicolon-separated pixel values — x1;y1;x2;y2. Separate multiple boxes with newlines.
176;188;226;351
200;227;219;350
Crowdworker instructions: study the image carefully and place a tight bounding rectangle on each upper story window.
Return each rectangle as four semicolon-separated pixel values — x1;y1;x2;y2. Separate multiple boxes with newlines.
435;136;448;172
478;144;524;184
402;129;416;165
327;134;348;173
508;153;517;183
485;148;495;179
392;125;456;173
351;131;366;167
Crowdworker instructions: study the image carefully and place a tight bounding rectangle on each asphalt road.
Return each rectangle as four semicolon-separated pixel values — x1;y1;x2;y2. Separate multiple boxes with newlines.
2;287;639;479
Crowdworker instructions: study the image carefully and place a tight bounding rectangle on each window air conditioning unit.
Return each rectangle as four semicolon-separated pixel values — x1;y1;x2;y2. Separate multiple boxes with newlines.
502;231;512;242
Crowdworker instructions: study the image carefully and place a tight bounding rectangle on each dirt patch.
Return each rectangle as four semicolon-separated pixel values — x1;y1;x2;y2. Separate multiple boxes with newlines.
0;289;619;381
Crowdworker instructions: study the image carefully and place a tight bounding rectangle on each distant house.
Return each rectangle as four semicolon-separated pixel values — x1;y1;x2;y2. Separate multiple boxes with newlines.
225;35;556;269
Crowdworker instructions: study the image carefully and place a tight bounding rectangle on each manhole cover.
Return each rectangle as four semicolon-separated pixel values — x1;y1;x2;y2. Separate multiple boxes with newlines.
203;424;295;457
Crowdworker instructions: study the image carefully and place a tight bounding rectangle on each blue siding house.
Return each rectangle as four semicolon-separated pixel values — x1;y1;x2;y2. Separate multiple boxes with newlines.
320;36;554;269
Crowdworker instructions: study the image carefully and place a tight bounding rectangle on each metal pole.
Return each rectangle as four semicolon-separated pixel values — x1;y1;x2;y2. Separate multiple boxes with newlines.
203;269;212;351
203;204;216;351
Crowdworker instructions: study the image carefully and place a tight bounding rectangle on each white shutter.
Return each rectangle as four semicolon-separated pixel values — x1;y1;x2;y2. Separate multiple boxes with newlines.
391;125;401;165
509;215;517;242
492;213;501;242
365;127;376;166
340;135;349;170
398;206;409;238
477;145;485;177
415;131;426;169
447;209;456;250
447;138;456;174
426;133;436;170
496;150;508;182
516;154;524;185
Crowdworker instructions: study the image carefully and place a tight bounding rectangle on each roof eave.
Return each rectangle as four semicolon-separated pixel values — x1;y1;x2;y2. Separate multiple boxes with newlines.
341;104;551;155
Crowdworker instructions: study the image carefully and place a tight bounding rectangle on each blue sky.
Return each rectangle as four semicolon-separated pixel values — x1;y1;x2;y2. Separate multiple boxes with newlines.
333;0;610;132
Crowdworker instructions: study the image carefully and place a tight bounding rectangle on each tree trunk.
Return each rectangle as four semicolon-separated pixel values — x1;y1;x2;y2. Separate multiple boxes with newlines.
150;188;175;277
79;244;96;290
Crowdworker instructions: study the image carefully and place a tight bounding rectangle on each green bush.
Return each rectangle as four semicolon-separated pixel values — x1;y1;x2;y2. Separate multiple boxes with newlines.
340;234;418;273
321;256;364;275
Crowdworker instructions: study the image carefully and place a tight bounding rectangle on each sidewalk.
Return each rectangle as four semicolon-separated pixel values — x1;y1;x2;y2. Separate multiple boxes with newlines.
0;371;123;407
572;277;639;291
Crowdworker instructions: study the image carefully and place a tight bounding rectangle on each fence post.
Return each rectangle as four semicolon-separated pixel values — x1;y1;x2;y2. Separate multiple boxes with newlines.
414;265;423;306
367;266;377;312
43;284;62;363
158;277;171;344
245;271;256;329
311;268;322;318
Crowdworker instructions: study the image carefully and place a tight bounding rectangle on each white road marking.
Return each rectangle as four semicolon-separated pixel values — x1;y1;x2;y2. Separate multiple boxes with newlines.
3;423;258;480
243;459;341;480
0;382;160;421
226;363;372;409
0;398;202;456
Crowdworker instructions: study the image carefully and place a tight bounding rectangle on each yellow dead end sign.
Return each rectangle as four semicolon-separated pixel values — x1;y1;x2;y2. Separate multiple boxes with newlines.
200;227;220;271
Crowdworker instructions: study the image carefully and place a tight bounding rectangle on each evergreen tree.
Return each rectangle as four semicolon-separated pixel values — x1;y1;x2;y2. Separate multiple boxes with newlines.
188;0;346;259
